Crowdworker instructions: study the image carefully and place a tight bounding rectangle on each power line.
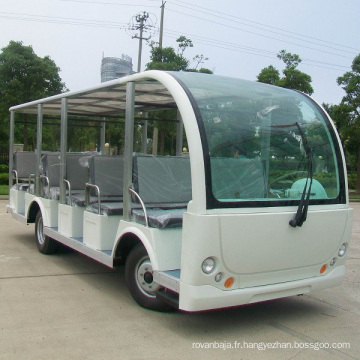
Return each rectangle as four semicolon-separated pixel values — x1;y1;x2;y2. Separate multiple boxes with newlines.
168;0;360;53
127;11;157;71
59;0;159;7
0;11;129;29
0;10;351;72
162;29;351;72
61;0;359;56
165;7;355;60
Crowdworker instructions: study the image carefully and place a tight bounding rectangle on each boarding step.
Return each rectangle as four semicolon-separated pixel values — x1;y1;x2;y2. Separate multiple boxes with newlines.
7;206;28;224
44;227;113;268
153;269;180;293
156;288;179;309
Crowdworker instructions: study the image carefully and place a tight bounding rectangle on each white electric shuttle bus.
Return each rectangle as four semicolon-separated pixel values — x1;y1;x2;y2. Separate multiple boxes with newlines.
7;71;353;312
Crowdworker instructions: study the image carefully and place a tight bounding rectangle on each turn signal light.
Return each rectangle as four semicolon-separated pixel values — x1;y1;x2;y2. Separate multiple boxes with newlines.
320;264;327;274
224;277;234;288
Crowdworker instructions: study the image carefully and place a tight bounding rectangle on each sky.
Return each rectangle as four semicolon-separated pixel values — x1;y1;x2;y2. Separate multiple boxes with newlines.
1;0;359;105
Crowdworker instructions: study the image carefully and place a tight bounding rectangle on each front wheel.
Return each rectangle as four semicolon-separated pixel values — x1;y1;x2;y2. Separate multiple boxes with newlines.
35;211;59;254
125;244;174;312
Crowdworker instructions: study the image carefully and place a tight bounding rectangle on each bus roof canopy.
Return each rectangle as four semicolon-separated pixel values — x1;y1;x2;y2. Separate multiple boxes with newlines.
9;71;178;118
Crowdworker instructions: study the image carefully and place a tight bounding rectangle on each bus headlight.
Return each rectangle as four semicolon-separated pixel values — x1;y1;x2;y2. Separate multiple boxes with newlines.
202;257;216;274
338;243;347;257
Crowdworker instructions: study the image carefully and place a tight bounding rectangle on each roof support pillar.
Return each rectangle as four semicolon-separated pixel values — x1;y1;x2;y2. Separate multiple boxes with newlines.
60;98;68;204
35;104;43;196
100;118;106;154
123;81;135;221
176;109;183;156
141;112;148;154
8;111;15;188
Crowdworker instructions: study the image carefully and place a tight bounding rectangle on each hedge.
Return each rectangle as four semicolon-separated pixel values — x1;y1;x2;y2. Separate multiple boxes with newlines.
0;173;8;185
0;164;8;173
348;172;357;189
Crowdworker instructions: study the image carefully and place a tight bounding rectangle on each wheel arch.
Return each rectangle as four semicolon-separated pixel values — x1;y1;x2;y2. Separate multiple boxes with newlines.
113;227;157;268
27;200;41;223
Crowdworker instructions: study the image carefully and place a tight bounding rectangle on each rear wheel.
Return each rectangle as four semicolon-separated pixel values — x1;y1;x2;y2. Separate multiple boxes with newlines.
35;211;59;254
125;244;174;312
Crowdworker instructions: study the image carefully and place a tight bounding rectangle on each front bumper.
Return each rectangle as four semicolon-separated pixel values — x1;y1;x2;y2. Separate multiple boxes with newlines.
178;265;345;312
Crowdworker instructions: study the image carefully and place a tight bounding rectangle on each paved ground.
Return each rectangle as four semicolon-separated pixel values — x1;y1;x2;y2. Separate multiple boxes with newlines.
0;199;359;360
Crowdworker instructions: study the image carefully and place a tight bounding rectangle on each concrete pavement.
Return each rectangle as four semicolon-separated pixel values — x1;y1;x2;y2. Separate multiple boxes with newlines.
0;200;359;360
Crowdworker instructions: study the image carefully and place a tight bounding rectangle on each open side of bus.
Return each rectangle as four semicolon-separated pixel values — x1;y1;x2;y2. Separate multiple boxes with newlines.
7;71;353;312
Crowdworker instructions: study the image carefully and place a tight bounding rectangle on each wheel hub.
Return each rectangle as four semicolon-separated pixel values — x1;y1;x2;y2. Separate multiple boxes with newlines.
136;258;161;296
143;271;153;284
36;216;45;245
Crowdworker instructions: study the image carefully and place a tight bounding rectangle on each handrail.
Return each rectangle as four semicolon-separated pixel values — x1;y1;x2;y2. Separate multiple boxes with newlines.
12;170;18;188
63;179;71;206
129;187;148;227
39;175;49;198
85;183;101;214
28;173;35;194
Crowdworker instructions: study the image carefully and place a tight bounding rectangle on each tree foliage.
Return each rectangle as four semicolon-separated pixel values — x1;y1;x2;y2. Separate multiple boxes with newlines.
257;50;313;95
145;36;212;155
277;49;301;70
256;65;280;85
326;54;360;192
146;41;188;71
145;36;213;74
0;41;66;150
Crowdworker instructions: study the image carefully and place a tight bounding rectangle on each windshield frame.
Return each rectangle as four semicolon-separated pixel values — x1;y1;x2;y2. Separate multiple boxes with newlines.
170;72;346;210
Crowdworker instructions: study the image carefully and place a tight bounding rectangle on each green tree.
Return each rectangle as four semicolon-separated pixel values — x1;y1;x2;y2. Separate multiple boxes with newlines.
146;36;212;74
145;41;188;71
0;41;66;150
176;35;193;57
256;65;280;85
257;50;313;95
277;49;301;70
146;36;212;155
327;54;360;192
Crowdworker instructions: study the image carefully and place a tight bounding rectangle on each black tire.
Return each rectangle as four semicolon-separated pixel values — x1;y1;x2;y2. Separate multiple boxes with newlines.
125;244;174;312
35;211;59;254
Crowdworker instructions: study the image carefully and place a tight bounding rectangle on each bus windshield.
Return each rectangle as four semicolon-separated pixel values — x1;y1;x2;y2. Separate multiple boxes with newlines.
171;72;345;208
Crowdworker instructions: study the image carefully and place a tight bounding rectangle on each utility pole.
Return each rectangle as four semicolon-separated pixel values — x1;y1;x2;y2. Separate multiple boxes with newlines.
127;11;156;72
153;2;166;155
159;1;166;49
132;11;150;72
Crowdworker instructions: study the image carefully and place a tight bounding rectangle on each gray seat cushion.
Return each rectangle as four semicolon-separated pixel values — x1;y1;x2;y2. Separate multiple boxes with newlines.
87;201;124;216
132;208;186;229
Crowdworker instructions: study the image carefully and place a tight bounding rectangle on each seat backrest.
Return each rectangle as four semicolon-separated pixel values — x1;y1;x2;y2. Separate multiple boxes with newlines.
66;153;91;190
210;157;265;199
41;153;61;187
133;155;192;205
89;155;124;197
13;151;37;179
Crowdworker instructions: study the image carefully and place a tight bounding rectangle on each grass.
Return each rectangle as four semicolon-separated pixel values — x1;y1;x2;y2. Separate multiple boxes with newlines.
0;185;9;195
349;192;360;200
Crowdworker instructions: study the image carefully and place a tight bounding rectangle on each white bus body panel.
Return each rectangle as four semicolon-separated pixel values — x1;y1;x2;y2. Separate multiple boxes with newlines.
178;206;352;311
9;188;25;215
219;208;349;274
115;221;182;271
58;204;84;238
24;193;58;227
83;211;121;251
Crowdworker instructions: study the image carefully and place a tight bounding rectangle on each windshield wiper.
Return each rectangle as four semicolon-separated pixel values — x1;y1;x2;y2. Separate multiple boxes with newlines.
289;122;313;228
